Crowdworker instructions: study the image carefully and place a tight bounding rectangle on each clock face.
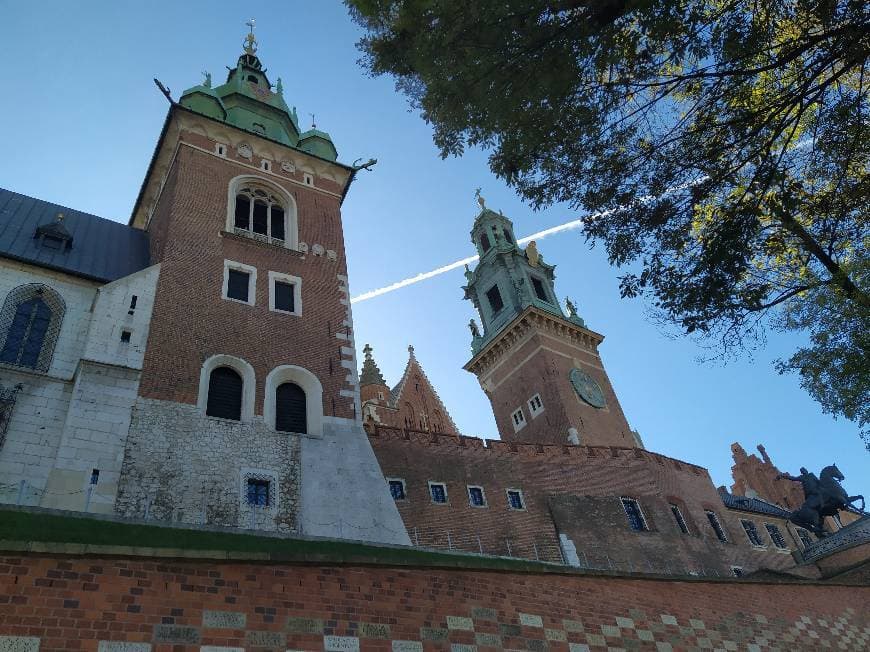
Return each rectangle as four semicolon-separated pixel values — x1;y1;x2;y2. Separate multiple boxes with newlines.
569;368;606;408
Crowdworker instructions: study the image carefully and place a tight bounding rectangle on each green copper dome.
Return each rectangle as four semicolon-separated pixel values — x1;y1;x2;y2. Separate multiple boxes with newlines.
179;25;337;161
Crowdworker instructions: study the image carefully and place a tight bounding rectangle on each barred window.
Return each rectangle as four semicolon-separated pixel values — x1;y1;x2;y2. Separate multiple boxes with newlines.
705;510;728;542
275;382;306;434
468;485;487;507
621;497;649;532
765;523;788;549
429;482;447;504
507;489;525;510
670;504;689;534
246;479;270;506
796;528;814;549
0;284;65;372
741;520;764;546
206;366;243;421
388;479;406;501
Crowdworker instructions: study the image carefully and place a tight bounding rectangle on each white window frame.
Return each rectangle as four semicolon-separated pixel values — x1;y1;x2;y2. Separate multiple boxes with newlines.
226;175;298;250
428;481;448;505
387;477;407;502
669;503;689;534
506;488;526;511
268;271;302;316
527;393;544;418
303;172;314;186
620;496;649;532
261;159;271;172
511;407;527;432
467;485;488;508
215;142;227;157
222;260;257;306
705;509;728;542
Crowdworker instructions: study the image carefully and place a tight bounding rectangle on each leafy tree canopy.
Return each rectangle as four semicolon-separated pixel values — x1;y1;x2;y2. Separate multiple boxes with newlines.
347;0;870;444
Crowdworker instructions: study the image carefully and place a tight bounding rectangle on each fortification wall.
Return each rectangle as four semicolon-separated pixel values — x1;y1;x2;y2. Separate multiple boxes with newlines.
368;426;806;575
0;550;867;651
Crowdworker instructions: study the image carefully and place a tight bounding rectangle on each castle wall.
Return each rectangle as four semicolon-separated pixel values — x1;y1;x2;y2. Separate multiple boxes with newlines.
368;427;808;575
0;551;867;651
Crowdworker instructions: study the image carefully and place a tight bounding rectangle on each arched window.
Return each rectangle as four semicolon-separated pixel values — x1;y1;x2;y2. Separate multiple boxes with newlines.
275;382;307;434
233;186;287;243
480;233;491;253
0;284;65;372
206;366;243;421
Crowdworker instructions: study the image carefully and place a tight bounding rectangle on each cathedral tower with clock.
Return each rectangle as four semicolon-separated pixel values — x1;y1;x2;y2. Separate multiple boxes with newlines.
462;198;640;448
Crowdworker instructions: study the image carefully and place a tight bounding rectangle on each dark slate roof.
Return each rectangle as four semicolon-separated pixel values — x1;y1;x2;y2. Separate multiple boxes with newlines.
719;490;793;518
0;188;150;283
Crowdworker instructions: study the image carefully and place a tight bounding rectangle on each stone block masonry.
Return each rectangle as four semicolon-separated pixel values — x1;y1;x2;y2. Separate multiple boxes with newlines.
0;552;867;650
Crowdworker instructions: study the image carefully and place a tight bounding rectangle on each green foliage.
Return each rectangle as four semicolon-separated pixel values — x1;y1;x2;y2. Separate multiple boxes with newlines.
347;0;869;441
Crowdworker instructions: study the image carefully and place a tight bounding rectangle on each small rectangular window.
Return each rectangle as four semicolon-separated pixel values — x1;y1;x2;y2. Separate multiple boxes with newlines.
303;173;314;186
227;269;250;302
531;277;548;301
511;407;526;432
388;479;406;501
128;295;138;315
90;469;99;485
274;281;295;313
765;523;788;549
506;489;525;510
120;330;132;343
705;510;728;542
247;479;270;506
621;497;648;532
468;486;486;507
527;394;544;417
486;285;504;314
429;482;447;504
670;504;689;534
741;519;764;546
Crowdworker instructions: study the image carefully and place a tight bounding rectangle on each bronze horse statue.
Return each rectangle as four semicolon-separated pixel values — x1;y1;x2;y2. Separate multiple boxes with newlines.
779;464;866;536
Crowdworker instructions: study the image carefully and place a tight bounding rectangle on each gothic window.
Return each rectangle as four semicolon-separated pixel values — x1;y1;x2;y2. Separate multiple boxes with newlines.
765;523;788;549
233;186;288;243
621;497;649;532
741;519;764;546
206;366;243;420
486;285;504;313
705;510;728;542
403;402;415;429
670;504;689;534
275;382;307;433
0;284;65;372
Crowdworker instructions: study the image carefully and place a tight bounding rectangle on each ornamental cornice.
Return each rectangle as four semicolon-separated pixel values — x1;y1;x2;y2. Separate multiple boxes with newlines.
464;307;604;377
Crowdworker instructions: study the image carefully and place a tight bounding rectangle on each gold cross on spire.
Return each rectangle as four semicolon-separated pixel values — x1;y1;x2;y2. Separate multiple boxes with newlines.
244;18;258;54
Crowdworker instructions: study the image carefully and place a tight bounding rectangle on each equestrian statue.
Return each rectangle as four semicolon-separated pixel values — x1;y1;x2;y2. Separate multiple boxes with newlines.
776;464;866;536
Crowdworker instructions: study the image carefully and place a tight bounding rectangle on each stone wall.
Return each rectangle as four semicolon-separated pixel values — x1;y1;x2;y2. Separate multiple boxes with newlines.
0;550;867;651
115;398;301;533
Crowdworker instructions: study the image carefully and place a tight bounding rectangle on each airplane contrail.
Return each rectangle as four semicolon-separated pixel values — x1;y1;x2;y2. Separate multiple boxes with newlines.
350;208;617;304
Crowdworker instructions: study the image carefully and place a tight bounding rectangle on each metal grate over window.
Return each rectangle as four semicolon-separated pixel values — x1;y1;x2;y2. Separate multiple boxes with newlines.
765;523;788;549
621;497;648;531
468;486;486;507
246;479;270;506
507;490;525;510
670;504;689;534
705;510;728;542
0;381;23;451
429;483;447;504
741;520;764;546
388;479;406;500
0;284;65;373
796;528;814;549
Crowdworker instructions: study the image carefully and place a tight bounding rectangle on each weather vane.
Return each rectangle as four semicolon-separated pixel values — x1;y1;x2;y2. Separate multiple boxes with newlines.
244;18;258;54
309;113;316;129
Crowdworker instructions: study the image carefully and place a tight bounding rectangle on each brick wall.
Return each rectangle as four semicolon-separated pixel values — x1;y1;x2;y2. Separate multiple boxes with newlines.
0;552;867;651
368;427;812;575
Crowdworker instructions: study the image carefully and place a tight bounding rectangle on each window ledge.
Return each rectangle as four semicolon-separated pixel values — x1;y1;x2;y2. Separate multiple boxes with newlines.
204;415;248;426
221;230;304;256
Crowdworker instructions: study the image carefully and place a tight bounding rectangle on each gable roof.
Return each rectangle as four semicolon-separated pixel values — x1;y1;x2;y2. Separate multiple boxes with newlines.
389;347;460;434
0;188;150;283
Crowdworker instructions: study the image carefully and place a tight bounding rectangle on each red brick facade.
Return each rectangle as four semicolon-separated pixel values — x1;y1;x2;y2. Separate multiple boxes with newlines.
137;121;355;420
1;552;867;651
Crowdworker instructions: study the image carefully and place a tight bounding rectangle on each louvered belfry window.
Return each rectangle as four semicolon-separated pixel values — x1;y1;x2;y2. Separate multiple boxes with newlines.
275;382;306;433
206;366;243;421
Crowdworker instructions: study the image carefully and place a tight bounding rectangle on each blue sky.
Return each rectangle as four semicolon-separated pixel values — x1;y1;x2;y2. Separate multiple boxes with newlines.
1;1;866;493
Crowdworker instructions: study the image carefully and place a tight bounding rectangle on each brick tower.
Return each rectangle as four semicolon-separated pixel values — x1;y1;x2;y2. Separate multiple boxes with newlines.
463;195;639;448
113;25;408;544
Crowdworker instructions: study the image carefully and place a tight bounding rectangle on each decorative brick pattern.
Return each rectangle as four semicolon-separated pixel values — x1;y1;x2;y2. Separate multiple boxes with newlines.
0;554;867;651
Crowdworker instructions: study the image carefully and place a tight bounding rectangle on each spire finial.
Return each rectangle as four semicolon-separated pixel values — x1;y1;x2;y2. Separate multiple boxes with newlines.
408;344;415;358
309;113;316;129
474;187;486;210
244;18;258;54
363;343;373;359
